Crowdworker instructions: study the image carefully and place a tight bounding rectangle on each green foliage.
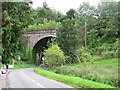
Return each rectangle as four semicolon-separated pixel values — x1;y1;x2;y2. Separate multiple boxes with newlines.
13;52;21;61
74;47;92;63
12;61;36;70
35;68;115;88
0;62;3;67
87;29;100;54
57;18;79;63
75;2;118;49
23;19;62;32
95;39;118;58
75;2;97;46
31;2;64;25
21;48;35;64
95;2;118;43
51;58;118;87
43;44;66;68
66;9;76;19
78;2;96;16
2;12;15;64
80;47;92;63
2;2;32;64
0;57;1;63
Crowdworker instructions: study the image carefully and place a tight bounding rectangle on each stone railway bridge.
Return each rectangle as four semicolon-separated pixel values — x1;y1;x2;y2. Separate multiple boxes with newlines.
22;30;56;65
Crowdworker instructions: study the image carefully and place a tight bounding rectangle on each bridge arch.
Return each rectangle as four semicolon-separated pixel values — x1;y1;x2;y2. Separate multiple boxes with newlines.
33;35;55;65
22;30;56;65
32;34;56;49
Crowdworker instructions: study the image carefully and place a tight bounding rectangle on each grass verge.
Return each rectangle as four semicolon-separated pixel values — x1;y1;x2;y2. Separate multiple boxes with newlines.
35;68;116;88
12;61;36;70
12;64;35;70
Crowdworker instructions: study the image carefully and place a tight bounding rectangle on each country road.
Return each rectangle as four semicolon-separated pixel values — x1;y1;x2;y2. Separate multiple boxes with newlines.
8;68;74;88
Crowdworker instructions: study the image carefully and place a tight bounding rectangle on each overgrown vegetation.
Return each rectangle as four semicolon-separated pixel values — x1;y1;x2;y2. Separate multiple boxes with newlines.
43;44;66;68
12;61;36;70
35;68;115;88
20;48;35;64
57;18;79;63
23;19;62;32
51;58;118;87
2;2;32;64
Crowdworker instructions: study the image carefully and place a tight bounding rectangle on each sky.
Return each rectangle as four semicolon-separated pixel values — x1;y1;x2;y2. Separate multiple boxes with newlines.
31;0;100;14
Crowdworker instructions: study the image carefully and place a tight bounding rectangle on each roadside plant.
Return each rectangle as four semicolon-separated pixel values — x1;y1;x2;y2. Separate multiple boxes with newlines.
80;47;92;63
43;44;66;68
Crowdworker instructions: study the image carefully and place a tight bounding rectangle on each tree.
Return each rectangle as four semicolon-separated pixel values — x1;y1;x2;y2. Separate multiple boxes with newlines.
57;17;79;63
43;1;48;9
31;2;64;24
2;2;32;64
66;9;76;19
95;2;118;43
78;2;96;17
75;2;97;46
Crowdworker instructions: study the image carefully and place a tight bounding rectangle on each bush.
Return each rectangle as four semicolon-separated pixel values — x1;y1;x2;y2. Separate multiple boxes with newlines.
43;44;66;68
95;39;118;58
80;47;92;63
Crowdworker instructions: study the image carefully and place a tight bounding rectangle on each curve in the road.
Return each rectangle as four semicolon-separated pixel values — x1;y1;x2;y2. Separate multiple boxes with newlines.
8;68;74;88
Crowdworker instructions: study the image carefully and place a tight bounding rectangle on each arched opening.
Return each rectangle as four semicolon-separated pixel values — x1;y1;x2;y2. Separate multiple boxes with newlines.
33;36;53;65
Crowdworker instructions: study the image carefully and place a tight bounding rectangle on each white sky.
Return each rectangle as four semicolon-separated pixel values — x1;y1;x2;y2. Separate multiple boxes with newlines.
31;0;100;14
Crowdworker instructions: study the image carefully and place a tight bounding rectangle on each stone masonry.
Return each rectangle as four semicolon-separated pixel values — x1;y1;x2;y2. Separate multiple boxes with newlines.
23;30;56;49
22;30;56;65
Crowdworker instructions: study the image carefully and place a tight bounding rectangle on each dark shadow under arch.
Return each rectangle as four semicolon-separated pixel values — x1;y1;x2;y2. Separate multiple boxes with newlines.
33;36;53;65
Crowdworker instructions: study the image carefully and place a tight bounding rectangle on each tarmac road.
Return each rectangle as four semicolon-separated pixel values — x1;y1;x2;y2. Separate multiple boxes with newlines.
8;68;74;88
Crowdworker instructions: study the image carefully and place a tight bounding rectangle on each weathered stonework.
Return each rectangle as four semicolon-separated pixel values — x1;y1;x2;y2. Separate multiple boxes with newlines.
22;30;56;65
22;30;56;48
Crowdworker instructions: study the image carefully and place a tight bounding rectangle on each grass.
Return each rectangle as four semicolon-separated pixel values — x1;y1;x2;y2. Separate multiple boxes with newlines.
91;58;118;68
73;58;118;68
12;61;36;70
51;58;118;87
0;62;3;67
35;68;116;88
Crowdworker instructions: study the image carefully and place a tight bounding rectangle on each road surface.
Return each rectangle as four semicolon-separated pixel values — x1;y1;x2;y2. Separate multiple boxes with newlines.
8;68;74;88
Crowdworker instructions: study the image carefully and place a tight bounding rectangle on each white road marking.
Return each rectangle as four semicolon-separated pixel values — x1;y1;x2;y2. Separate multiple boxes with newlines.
22;70;46;88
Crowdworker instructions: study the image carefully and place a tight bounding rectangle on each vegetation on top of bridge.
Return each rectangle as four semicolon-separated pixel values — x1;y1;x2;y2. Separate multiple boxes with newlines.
22;19;62;32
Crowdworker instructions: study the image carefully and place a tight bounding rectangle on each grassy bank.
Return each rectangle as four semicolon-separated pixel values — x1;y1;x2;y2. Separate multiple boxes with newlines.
35;68;115;88
51;58;118;87
12;61;36;70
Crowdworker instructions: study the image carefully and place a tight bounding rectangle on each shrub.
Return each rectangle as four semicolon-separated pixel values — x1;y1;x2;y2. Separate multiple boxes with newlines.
43;44;66;68
95;39;118;58
80;47;92;63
